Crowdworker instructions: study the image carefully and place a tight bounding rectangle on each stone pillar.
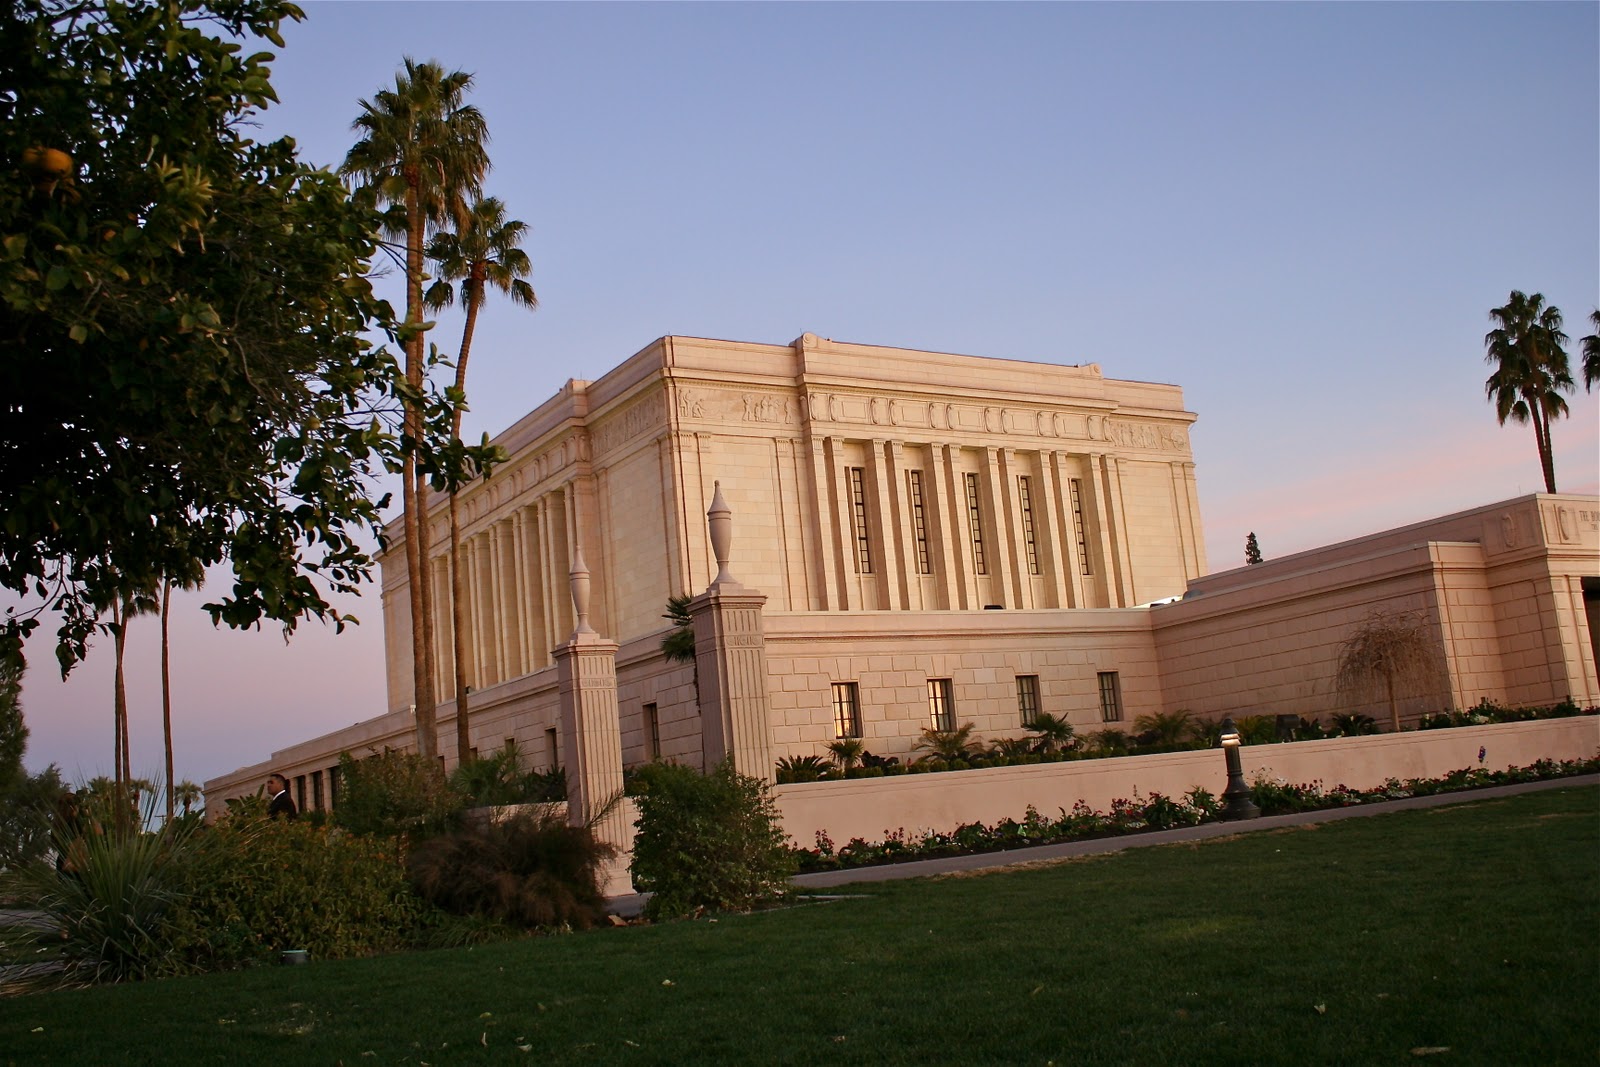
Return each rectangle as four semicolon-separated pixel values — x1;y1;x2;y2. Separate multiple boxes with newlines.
553;545;632;893
691;482;776;780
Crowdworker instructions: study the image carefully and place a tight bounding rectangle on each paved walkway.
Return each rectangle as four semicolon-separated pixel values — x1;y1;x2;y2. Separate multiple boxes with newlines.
604;774;1598;916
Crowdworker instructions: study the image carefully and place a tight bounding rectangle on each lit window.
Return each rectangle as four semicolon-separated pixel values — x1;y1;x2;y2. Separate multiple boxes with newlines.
832;683;862;739
1016;675;1040;726
849;466;873;574
1018;476;1040;575
964;472;987;575
928;678;956;731
907;470;931;575
1097;671;1123;722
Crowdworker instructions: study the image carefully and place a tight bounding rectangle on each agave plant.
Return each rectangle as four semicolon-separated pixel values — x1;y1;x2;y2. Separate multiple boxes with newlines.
774;755;831;784
913;723;982;763
1329;712;1378;737
1024;712;1077;754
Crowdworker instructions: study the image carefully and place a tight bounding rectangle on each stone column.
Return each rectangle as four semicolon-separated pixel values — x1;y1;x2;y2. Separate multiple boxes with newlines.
553;545;632;892
691;482;776;780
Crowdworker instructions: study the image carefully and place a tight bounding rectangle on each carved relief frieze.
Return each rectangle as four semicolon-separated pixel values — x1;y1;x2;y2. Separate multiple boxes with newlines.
591;391;666;456
1088;416;1188;452
676;385;799;426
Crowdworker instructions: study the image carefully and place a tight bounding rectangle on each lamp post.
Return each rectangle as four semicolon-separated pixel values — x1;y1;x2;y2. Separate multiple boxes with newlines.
1218;717;1260;821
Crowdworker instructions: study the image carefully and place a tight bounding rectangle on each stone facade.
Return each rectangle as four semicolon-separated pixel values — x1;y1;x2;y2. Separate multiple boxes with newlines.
204;334;1600;843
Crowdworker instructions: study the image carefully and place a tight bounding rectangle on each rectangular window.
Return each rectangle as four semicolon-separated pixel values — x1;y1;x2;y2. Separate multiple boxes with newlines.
1098;671;1123;722
1018;476;1040;575
644;702;661;760
964;472;988;575
1016;674;1040;726
294;775;306;813
831;682;862;739
907;470;931;575
546;726;560;771
1070;478;1093;576
311;770;324;813
928;678;955;732
849;466;873;574
328;765;340;809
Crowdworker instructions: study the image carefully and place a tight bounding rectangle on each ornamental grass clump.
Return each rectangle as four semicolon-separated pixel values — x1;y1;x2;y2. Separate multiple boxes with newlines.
629;759;793;920
407;807;614;931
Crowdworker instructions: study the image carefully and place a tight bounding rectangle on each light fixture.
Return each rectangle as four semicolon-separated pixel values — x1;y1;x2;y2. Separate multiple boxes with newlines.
1218;716;1260;821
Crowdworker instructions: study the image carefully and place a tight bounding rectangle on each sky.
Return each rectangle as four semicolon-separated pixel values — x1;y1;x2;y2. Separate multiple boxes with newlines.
15;1;1599;788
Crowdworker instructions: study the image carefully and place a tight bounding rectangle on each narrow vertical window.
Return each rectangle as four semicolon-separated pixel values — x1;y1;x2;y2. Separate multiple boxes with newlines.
964;472;988;575
849;466;873;574
644;702;661;760
1018;476;1040;575
327;765;340;809
294;775;306;813
1016;674;1040;726
1070;478;1093;576
928;678;955;731
907;470;931;575
311;770;324;813
1097;671;1123;722
832;683;862;739
546;726;561;770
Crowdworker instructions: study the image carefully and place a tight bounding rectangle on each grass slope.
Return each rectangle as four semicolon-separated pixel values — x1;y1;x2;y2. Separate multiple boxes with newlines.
4;786;1596;1065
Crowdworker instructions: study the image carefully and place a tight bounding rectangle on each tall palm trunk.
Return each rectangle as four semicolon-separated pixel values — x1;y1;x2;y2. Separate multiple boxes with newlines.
450;269;485;764
401;173;437;760
111;597;132;832
161;579;174;824
1533;407;1557;493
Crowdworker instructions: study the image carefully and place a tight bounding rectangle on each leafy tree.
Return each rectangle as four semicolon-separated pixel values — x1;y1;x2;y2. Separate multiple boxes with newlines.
0;655;25;794
158;565;204;822
0;0;408;678
826;737;864;772
1024;711;1076;754
1483;291;1573;493
172;779;202;817
1581;309;1599;393
343;59;490;762
425;195;536;763
1245;532;1263;565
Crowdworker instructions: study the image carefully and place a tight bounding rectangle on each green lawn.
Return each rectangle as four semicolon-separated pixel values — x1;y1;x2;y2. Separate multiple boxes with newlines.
4;786;1596;1065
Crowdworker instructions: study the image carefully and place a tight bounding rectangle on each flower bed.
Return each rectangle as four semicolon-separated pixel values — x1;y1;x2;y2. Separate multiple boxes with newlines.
790;756;1599;873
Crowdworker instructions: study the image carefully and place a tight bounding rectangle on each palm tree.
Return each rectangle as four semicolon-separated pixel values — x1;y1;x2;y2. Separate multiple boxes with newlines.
1581;309;1599;393
343;59;490;761
1132;709;1194;752
1483;291;1574;494
102;583;157;810
158;565;203;823
1024;712;1076;754
826;737;865;773
173;780;202;817
913;722;982;763
425;195;537;764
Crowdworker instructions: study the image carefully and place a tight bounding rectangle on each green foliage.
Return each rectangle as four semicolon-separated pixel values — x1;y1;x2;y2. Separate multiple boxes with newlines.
332;749;464;839
1085;728;1130;756
1024;712;1076;754
659;594;696;664
157;811;426;973
1245;531;1263;565
0;0;424;673
629;760;793;920
1483;289;1574;493
6;791;196;985
0;657;24;793
773;755;830;784
0;763;68;874
449;743;565;806
1132;709;1193;752
1232;715;1278;745
1329;712;1378;736
913;722;983;762
826;737;864;771
1417;698;1594;730
407;808;613;931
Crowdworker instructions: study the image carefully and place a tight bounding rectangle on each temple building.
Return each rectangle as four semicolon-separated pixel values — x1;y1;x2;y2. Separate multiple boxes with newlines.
206;333;1600;826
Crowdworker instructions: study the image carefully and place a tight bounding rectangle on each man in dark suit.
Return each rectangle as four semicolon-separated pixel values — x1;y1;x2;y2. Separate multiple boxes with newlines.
266;773;298;820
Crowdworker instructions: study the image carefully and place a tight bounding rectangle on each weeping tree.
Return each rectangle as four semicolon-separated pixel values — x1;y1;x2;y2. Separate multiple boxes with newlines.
1334;608;1448;732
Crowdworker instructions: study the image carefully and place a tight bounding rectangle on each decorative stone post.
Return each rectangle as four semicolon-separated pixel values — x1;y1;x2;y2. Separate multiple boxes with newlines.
691;483;776;779
554;546;633;892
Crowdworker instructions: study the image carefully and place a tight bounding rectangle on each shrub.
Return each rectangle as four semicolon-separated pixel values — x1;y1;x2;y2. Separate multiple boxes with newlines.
1329;712;1378;737
157;811;427;973
451;743;565;806
629;759;793;920
774;755;830;784
408;807;614;930
1233;715;1278;745
1132;710;1194;752
333;749;465;839
914;723;983;763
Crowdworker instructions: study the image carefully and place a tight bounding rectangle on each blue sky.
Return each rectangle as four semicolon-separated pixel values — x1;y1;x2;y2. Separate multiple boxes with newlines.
18;1;1599;786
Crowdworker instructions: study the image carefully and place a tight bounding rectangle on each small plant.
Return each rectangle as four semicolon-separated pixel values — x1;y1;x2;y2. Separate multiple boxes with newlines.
1024;712;1076;754
1233;715;1277;745
630;759;793;920
1329;712;1378;737
451;742;565;806
990;737;1035;760
826;738;865;773
1132;709;1194;752
914;723;983;763
1085;728;1129;756
774;755;831;784
408;807;614;930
